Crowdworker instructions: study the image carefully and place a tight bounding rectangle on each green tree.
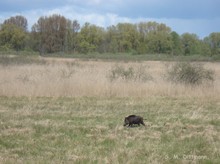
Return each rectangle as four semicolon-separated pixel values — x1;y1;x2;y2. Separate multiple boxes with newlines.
31;14;67;54
0;24;26;51
146;31;172;54
136;22;173;54
3;15;28;32
77;23;105;54
105;25;120;53
198;40;211;56
204;32;220;55
181;33;200;55
170;31;182;55
136;22;149;54
116;23;139;53
144;22;172;54
65;19;80;53
71;20;80;53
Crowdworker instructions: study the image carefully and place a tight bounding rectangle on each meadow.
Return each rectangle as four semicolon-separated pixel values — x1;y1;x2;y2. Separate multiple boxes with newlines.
0;56;220;98
0;56;220;163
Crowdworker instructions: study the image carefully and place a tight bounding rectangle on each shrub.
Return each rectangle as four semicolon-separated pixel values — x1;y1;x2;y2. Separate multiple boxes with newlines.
109;65;134;81
166;62;214;85
108;64;153;82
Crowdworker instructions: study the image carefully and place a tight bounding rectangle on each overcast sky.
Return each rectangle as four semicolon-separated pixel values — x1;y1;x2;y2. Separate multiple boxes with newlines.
0;0;219;38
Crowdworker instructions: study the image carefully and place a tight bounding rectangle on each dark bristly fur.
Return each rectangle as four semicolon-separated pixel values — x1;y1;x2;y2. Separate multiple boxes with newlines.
124;115;145;127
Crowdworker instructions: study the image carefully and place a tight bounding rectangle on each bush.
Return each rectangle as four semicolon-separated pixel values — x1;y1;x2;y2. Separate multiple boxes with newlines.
108;64;153;82
108;65;134;81
166;62;214;85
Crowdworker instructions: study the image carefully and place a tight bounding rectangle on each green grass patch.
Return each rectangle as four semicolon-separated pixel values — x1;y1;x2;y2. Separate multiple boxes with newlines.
1;52;219;64
43;53;220;62
0;96;219;163
0;55;46;66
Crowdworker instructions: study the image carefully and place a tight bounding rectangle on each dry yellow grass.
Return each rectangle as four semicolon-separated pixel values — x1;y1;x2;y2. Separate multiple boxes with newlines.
0;57;219;163
0;58;219;99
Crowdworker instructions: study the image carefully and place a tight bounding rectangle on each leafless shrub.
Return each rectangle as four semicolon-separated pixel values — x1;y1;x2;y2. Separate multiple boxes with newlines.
108;64;153;82
166;62;214;86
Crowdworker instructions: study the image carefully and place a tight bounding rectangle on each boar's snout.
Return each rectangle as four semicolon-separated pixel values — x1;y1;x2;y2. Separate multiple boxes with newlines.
123;118;129;126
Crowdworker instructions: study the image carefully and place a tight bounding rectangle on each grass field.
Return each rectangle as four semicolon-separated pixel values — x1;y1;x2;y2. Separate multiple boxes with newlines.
0;97;219;163
0;56;220;163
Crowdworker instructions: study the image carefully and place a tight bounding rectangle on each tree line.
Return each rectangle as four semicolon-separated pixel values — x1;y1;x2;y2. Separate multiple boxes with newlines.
0;14;220;56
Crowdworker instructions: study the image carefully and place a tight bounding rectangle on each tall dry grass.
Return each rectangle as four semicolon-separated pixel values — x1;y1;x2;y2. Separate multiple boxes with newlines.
0;58;219;99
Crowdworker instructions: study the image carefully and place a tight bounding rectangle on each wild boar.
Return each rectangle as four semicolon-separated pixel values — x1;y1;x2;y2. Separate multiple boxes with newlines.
123;115;145;127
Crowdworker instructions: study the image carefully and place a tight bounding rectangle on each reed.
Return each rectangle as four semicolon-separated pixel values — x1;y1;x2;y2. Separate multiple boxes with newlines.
0;59;219;99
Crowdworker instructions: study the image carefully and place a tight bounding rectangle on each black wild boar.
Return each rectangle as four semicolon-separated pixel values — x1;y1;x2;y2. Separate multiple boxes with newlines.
124;115;145;127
